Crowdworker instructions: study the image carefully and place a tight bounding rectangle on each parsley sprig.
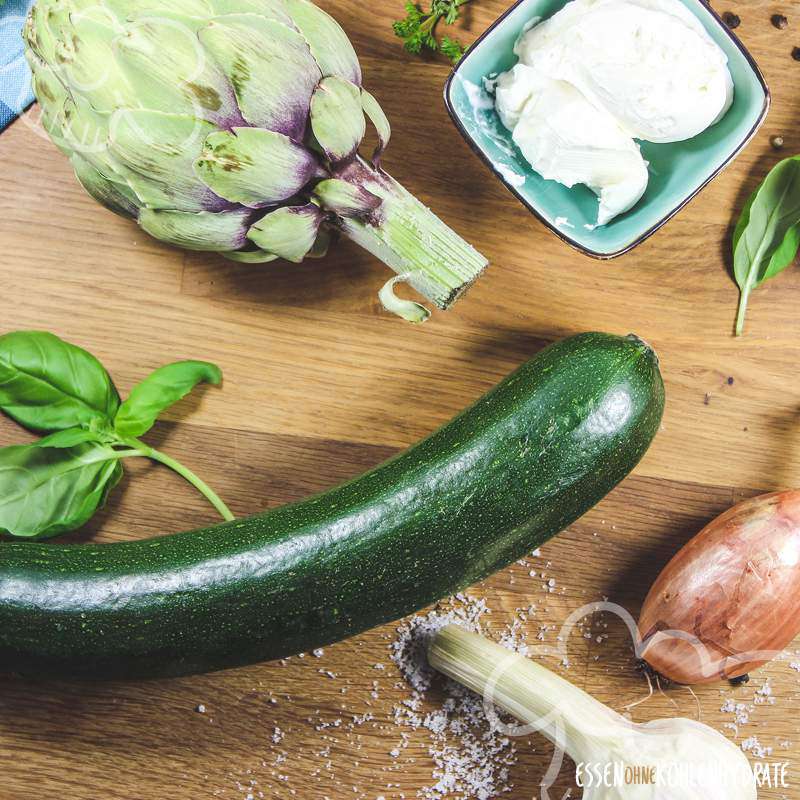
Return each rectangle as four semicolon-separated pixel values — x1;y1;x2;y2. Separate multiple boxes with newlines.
393;0;471;64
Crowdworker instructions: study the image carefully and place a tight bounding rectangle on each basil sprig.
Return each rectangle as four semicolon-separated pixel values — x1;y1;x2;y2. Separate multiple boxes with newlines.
114;361;222;438
0;331;120;432
0;443;124;539
0;331;233;540
733;156;800;336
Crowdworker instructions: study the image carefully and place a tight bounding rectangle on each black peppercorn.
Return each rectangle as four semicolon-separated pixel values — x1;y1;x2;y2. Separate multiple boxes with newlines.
722;11;741;29
793;46;800;60
773;14;789;29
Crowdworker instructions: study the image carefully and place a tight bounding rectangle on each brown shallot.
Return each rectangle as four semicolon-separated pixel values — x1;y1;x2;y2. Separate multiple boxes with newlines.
639;490;800;684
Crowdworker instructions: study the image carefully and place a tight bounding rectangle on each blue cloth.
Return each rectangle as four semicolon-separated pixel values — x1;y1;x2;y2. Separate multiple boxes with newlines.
0;0;36;132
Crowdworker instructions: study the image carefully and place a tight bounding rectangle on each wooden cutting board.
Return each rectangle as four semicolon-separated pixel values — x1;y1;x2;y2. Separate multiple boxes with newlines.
1;1;799;797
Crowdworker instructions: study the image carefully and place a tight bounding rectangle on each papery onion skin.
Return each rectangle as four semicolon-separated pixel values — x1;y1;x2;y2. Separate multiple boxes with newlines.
639;490;800;684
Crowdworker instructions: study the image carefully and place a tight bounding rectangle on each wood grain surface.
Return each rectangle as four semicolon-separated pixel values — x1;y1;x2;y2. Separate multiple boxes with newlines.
1;0;800;798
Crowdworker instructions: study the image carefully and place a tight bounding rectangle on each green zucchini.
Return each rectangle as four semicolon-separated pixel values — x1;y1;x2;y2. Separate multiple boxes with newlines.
0;332;664;679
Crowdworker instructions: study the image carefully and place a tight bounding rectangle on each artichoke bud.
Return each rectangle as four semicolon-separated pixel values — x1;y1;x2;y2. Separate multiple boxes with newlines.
25;0;488;319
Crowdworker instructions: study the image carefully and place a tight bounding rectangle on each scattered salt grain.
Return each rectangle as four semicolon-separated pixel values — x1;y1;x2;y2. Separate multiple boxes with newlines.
741;736;773;758
537;624;550;641
390;595;488;694
720;697;753;736
754;679;775;705
389;595;519;800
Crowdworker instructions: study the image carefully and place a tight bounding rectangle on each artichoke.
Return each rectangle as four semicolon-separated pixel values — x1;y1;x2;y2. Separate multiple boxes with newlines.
23;0;487;320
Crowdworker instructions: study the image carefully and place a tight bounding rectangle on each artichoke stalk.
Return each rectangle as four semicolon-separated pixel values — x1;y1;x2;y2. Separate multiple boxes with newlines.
23;0;488;320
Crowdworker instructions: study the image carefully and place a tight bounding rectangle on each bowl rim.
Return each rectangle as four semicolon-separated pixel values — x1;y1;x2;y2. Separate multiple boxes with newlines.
443;0;772;260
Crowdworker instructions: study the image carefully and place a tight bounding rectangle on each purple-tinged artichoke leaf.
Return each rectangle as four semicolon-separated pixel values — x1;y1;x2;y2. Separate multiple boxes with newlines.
313;179;381;219
283;0;361;85
42;0;119;60
199;14;320;140
55;16;135;113
37;108;73;158
63;1;121;28
53;0;110;14
58;98;117;173
139;208;251;251
310;77;365;164
307;226;332;259
109;110;218;212
23;4;59;67
37;101;81;159
247;203;323;263
102;0;214;19
195;127;319;208
62;101;166;211
30;61;68;110
59;98;145;199
71;155;139;219
209;0;292;24
222;249;280;264
42;0;98;48
30;67;72;150
361;90;391;166
113;14;243;126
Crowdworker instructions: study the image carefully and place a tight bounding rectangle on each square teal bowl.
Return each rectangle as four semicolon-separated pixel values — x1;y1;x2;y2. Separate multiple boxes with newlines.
445;0;770;258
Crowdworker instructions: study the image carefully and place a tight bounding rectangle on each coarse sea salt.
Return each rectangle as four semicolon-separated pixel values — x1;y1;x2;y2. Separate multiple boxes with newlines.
741;736;773;758
389;595;525;800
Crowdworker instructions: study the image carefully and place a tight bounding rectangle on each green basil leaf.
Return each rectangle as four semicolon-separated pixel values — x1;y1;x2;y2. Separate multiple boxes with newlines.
0;442;123;540
38;428;104;449
0;331;120;433
764;222;800;281
733;157;800;335
732;186;755;255
114;360;222;438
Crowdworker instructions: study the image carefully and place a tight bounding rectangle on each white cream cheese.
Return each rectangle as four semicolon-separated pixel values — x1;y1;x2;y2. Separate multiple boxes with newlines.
496;64;649;225
495;0;734;225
